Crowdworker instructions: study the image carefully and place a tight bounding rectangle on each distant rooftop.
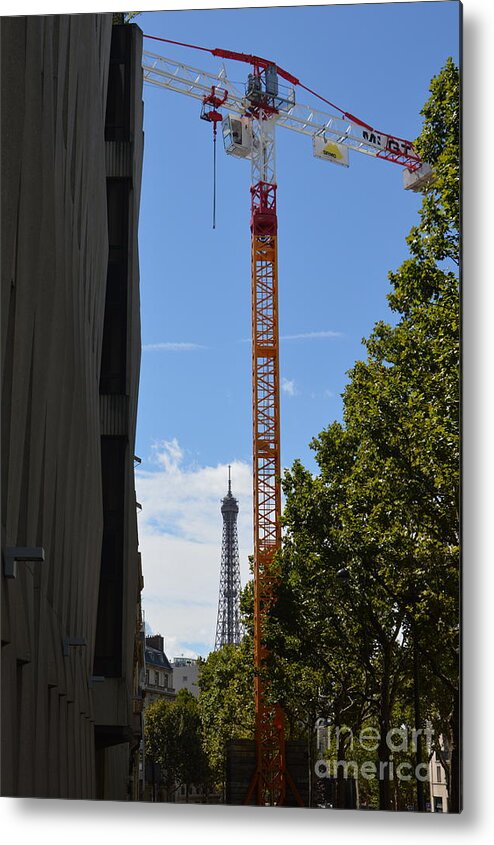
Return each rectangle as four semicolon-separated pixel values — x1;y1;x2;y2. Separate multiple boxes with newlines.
145;646;172;671
145;634;172;670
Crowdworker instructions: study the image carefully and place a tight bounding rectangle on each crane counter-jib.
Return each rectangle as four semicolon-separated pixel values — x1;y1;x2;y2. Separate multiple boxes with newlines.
143;49;246;110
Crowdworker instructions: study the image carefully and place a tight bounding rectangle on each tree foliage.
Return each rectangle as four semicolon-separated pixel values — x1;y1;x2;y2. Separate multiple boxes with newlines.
144;689;211;801
267;58;460;811
197;635;255;787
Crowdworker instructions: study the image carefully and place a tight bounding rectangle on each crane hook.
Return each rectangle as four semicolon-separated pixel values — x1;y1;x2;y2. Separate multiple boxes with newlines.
200;86;228;229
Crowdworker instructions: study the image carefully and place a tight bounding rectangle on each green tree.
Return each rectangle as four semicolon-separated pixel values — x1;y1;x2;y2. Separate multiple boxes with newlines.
269;57;460;812
198;638;255;790
144;689;212;802
269;453;410;810
341;55;460;811
145;696;180;800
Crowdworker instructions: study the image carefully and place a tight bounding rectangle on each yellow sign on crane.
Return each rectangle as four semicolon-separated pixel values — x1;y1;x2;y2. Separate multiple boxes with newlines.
313;135;349;166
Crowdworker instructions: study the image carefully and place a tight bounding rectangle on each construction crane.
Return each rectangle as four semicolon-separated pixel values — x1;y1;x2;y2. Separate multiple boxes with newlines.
142;35;432;808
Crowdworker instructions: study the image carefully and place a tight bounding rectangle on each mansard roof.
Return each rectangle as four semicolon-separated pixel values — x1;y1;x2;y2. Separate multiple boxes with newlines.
145;646;172;671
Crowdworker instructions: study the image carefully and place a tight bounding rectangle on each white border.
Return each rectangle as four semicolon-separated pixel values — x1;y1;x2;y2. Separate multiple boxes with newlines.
1;2;492;843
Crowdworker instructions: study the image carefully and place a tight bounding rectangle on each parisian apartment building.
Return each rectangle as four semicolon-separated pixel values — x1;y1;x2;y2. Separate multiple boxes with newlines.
143;635;176;706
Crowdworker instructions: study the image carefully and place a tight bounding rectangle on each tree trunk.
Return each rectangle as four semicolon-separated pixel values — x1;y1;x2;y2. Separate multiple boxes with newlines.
378;650;392;811
413;625;426;811
336;730;347;809
307;723;313;808
448;687;461;813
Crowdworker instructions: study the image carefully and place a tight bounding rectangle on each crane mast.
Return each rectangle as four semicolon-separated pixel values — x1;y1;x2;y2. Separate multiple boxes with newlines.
142;39;429;808
247;111;285;806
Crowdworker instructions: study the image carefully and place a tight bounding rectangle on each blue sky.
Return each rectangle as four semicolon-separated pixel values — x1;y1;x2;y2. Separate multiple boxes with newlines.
134;2;460;659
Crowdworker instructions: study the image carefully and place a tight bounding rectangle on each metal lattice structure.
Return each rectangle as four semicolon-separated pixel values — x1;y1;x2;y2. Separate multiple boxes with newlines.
242;109;286;807
142;48;423;170
214;467;242;650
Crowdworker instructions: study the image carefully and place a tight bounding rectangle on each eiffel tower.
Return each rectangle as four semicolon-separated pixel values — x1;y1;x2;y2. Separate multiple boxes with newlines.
214;466;242;649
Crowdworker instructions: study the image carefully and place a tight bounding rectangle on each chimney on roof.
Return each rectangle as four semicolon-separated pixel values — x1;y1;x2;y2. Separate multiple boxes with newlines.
146;634;164;653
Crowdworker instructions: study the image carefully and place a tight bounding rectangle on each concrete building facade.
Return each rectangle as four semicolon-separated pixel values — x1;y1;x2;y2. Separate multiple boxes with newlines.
172;656;200;698
1;14;144;800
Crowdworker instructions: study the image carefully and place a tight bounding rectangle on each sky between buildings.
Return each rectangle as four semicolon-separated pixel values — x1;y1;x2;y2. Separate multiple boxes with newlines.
133;1;461;659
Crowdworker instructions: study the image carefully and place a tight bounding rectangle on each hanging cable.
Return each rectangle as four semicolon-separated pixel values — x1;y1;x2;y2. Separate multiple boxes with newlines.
213;124;217;230
143;33;212;54
297;82;346;117
200;86;227;229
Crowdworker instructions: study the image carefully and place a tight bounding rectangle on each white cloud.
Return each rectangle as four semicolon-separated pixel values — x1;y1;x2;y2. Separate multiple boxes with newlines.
280;330;342;341
135;442;253;659
281;377;297;397
310;388;335;399
239;330;341;344
142;342;206;351
152;437;184;474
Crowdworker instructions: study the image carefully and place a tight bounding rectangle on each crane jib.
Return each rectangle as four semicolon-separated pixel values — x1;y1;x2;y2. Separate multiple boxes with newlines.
142;34;420;167
142;50;419;166
355;126;417;159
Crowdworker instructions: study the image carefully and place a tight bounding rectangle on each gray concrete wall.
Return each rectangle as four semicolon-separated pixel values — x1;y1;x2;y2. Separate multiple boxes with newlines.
93;21;144;800
1;15;144;800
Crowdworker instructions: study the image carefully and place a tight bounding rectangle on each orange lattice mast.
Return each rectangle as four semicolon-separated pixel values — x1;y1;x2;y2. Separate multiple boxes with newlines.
243;77;286;806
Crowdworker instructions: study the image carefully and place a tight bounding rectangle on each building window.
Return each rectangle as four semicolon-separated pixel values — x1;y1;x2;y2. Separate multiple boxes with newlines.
93;436;126;677
145;670;149;685
105;27;131;141
164;675;168;688
183;676;188;682
436;765;442;783
100;182;130;394
154;670;159;686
